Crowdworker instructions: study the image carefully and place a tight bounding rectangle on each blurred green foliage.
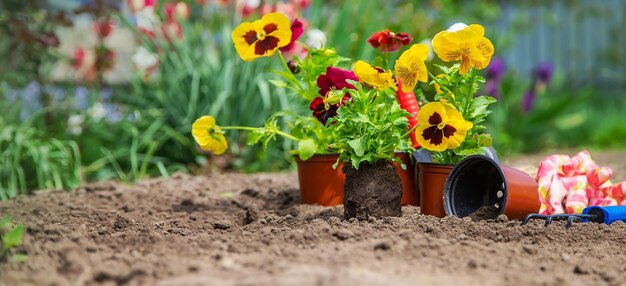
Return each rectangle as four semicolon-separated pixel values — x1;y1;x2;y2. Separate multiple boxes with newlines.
0;0;625;199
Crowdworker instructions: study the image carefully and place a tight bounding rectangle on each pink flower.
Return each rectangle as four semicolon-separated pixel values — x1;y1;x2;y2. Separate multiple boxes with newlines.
279;18;304;53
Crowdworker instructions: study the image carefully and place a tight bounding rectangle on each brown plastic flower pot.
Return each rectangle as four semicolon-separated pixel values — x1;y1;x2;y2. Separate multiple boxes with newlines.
443;155;540;220
295;154;345;206
295;153;418;206
418;163;454;218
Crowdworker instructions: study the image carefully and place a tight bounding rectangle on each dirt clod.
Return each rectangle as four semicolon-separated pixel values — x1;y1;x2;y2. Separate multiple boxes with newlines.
574;265;590;275
333;229;354;240
213;220;232;230
468;205;500;221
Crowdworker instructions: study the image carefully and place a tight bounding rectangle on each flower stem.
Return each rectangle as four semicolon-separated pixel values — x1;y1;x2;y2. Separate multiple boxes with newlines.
464;68;477;119
277;51;305;93
383;52;390;71
275;130;300;142
221;126;301;142
401;124;419;139
427;70;452;94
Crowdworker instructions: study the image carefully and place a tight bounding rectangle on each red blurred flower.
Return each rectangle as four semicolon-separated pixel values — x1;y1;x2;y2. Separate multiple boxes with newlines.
161;20;183;41
128;0;157;12
240;4;256;18
259;3;275;16
316;66;358;96
93;20;114;38
367;29;412;53
72;48;87;70
290;0;311;9
165;2;190;21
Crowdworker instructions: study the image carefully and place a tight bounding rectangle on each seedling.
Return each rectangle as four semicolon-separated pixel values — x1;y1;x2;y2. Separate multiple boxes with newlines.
1;215;27;262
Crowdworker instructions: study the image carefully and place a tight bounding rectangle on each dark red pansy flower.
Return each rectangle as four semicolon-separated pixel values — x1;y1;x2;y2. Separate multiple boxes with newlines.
309;94;351;125
367;29;412;53
280;18;304;52
316;66;358;96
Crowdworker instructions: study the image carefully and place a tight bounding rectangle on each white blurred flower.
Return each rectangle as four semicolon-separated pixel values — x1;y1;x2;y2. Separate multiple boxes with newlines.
447;22;468;32
88;102;107;121
305;29;326;49
419;38;434;61
68;114;85;135
244;0;261;8
132;46;159;81
136;6;160;32
132;46;159;70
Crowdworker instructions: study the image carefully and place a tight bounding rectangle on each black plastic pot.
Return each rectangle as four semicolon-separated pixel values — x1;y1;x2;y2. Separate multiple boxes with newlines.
443;155;540;220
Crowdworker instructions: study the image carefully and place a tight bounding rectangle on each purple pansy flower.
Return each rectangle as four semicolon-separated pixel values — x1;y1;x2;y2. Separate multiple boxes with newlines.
522;90;536;113
533;62;553;85
484;57;506;82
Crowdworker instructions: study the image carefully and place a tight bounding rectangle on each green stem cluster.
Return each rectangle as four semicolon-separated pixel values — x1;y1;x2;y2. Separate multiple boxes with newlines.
277;51;305;94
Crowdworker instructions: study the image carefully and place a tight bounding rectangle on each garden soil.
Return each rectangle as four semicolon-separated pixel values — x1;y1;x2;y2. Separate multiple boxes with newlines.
2;150;626;286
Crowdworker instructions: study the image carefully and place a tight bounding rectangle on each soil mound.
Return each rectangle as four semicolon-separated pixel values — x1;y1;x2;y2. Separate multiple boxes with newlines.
2;151;626;285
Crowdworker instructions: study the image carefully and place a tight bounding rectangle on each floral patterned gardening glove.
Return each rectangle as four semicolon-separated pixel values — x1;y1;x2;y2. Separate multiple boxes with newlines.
536;150;626;215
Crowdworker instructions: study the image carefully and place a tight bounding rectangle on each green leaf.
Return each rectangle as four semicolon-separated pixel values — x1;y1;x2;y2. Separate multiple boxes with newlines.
3;224;24;250
246;130;265;145
10;254;28;262
347;137;365;157
297;138;317;161
477;134;493;147
470;96;497;118
454;147;485;156
268;79;288;88
0;216;11;230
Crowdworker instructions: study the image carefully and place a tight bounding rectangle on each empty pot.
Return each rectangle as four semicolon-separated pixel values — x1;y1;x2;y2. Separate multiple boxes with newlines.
443;155;540;220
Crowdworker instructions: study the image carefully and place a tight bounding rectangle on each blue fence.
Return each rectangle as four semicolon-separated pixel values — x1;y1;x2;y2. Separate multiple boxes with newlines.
496;0;625;92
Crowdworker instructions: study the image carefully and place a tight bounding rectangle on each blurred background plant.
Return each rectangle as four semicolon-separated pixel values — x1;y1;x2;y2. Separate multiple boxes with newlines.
1;0;625;199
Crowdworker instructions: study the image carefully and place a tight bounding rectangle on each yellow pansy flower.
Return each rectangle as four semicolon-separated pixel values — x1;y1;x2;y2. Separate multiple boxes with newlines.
432;24;494;75
394;44;429;92
415;102;473;152
353;60;396;90
192;115;228;154
231;12;292;61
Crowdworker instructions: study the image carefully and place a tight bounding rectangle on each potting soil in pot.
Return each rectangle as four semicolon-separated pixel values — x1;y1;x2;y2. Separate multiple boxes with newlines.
343;161;402;219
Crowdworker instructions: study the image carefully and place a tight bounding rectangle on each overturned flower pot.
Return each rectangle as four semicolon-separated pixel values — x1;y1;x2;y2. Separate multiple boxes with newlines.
343;161;403;220
443;155;540;220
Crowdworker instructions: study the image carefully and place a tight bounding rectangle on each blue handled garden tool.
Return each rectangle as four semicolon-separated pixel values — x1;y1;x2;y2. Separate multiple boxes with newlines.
521;206;626;228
